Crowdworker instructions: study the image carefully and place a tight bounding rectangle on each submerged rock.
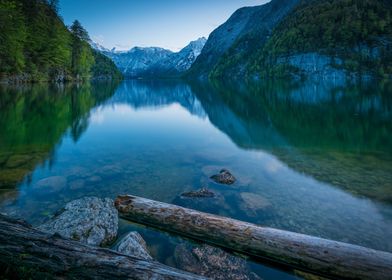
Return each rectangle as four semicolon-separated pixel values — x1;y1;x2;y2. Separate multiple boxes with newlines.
181;188;215;198
210;169;236;185
174;244;261;280
240;192;271;216
173;190;231;216
87;176;102;183
68;179;85;190
38;197;118;246
34;176;67;192
114;232;153;260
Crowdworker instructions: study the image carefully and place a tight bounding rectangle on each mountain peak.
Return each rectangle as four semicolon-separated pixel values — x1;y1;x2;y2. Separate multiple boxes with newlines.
90;41;111;52
94;37;207;78
179;37;207;57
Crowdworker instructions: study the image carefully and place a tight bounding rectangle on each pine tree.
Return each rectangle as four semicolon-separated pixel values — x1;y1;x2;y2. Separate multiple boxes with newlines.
0;0;27;73
70;20;94;79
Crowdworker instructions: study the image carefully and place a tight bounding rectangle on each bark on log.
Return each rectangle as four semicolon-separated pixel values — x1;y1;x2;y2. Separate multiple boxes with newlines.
115;195;392;280
0;214;206;280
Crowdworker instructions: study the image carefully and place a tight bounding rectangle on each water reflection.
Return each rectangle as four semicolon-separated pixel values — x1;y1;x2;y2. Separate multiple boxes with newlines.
0;79;391;278
194;80;392;203
0;82;119;192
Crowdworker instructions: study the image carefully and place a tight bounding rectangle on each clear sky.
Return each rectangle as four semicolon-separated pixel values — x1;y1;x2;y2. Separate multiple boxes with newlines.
59;0;269;51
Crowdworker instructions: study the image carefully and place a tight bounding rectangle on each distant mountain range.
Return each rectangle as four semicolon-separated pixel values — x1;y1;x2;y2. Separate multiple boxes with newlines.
92;38;206;78
93;0;392;81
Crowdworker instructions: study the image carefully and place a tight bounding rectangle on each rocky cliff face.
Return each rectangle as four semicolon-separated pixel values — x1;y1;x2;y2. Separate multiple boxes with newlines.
190;0;392;81
188;0;299;78
248;0;392;81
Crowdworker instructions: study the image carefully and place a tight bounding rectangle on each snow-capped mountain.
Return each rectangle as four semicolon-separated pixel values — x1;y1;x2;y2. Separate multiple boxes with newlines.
152;37;207;74
91;37;206;78
89;41;112;53
104;47;173;77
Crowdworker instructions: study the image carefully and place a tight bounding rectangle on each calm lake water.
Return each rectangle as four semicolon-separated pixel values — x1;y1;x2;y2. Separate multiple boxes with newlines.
1;79;391;279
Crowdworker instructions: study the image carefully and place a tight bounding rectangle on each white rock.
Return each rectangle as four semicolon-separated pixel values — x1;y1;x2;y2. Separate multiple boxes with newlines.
38;197;118;246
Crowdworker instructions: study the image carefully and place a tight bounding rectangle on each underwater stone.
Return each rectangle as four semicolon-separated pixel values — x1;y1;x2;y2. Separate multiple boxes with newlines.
34;176;67;192
181;188;215;198
240;192;271;210
174;244;261;280
68;179;85;190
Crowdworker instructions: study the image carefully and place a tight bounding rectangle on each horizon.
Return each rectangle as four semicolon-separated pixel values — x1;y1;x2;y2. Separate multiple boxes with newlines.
59;0;269;51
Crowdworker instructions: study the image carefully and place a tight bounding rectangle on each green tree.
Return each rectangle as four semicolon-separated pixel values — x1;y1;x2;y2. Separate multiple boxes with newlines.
70;20;94;79
0;0;121;81
0;0;27;73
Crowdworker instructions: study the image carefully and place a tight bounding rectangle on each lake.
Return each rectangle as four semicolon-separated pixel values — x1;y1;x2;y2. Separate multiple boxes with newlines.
1;79;391;279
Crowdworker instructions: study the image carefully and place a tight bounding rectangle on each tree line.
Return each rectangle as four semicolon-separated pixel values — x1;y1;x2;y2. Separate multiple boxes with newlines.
0;0;121;82
250;0;392;78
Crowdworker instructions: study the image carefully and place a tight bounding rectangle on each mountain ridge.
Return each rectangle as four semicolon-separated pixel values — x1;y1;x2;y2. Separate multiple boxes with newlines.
189;0;392;81
93;37;207;78
189;0;299;79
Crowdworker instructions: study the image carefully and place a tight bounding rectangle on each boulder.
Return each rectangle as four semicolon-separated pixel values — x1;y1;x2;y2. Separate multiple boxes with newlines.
210;169;236;185
174;244;261;280
114;232;153;260
38;197;118;246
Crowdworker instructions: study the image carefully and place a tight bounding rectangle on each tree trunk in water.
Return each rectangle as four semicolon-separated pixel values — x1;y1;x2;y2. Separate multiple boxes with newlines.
0;214;206;280
115;195;392;280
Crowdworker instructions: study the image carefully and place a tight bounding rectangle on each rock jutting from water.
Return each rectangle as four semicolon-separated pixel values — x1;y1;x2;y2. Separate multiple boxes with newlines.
181;187;216;198
114;231;153;260
210;169;236;185
38;197;118;246
174;244;261;280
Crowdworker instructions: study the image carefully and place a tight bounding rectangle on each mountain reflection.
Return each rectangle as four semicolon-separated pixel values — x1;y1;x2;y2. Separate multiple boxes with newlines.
0;79;391;204
204;80;392;203
107;80;206;118
104;79;392;203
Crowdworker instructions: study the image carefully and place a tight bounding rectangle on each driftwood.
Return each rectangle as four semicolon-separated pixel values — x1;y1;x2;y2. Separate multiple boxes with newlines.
0;214;206;280
115;195;392;280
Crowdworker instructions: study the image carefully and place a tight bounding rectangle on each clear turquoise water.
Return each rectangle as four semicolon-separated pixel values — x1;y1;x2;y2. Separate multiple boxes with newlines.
0;80;391;279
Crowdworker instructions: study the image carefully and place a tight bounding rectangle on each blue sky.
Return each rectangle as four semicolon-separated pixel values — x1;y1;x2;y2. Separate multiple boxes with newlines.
59;0;269;51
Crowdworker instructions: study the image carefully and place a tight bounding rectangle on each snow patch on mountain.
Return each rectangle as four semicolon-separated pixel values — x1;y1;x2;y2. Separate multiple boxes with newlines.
92;38;207;78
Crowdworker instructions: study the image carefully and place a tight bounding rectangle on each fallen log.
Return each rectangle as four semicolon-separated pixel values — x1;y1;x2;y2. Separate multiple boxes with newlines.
115;195;392;280
0;214;206;280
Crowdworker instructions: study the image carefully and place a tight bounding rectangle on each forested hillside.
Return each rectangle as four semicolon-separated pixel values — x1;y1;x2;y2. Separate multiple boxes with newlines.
0;0;122;83
191;0;392;80
189;0;299;79
249;0;392;79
